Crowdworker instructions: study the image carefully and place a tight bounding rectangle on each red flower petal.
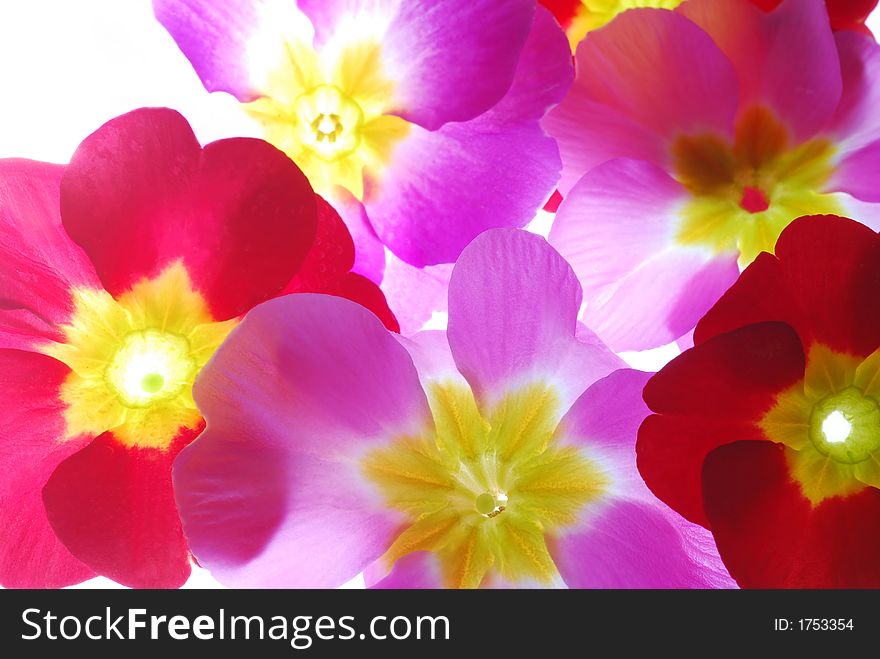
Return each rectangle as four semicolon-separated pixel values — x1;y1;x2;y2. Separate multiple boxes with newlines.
638;322;805;526
537;0;582;29
60;108;317;321
43;429;199;589
703;441;880;588
0;350;94;588
697;216;880;357
283;196;399;331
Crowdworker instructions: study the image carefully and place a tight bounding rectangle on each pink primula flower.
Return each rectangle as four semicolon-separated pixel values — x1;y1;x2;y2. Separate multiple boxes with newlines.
154;0;572;274
172;229;734;589
544;0;880;351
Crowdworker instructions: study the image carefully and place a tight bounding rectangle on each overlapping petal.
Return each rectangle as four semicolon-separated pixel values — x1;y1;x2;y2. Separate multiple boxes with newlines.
697;216;880;356
680;0;842;141
61;108;317;321
551;369;735;588
448;229;622;413
176;294;429;587
552;158;739;351
364;7;571;266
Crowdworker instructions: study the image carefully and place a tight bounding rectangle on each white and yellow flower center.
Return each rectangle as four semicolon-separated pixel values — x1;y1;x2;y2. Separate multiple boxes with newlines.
761;345;880;504
43;262;237;449
243;17;410;199
672;106;840;267
363;381;609;588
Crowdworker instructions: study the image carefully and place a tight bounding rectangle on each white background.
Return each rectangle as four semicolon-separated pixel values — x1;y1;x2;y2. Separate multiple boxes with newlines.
0;0;878;588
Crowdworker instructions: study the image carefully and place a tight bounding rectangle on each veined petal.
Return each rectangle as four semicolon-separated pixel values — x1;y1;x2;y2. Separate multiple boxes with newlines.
551;158;739;351
551;498;734;588
448;229;622;414
175;294;431;587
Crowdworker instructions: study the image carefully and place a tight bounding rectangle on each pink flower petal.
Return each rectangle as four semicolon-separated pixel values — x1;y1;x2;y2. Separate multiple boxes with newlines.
551;498;735;588
176;294;430;587
680;0;841;141
447;229;622;411
364;7;571;266
367;552;443;589
545;5;738;193
551;158;739;351
153;0;296;100
828;31;880;155
381;254;452;335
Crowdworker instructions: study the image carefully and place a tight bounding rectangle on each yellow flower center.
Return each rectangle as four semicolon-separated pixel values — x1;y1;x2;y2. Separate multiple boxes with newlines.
243;30;410;199
673;106;840;267
362;381;609;588
292;84;365;161
760;345;880;504
42;262;237;449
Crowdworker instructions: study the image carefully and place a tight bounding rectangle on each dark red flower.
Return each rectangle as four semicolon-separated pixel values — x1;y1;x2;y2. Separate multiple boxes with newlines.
638;215;880;587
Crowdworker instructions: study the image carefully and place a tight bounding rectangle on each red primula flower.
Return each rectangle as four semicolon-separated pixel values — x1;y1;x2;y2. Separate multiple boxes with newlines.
0;107;396;589
638;215;880;588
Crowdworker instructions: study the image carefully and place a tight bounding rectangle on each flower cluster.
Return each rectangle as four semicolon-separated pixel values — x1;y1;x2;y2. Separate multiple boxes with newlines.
2;0;879;589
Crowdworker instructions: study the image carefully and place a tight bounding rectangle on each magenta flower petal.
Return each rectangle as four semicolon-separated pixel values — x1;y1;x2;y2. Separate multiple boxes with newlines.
551;499;733;589
364;7;571;266
176;294;430;587
552;158;740;351
0;350;93;588
299;0;535;129
680;0;842;141
550;369;734;589
830;31;880;155
447;229;622;410
152;0;286;100
831;139;880;202
368;552;443;589
0;160;99;350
